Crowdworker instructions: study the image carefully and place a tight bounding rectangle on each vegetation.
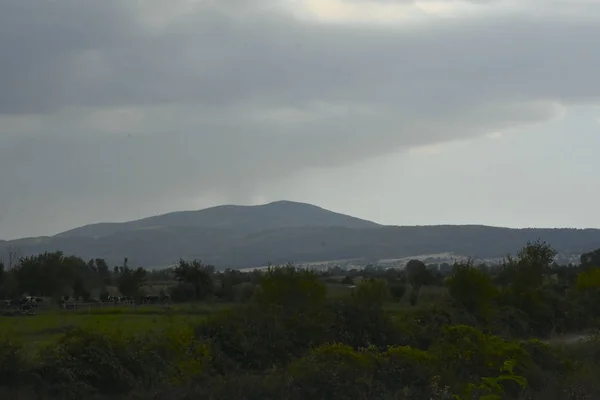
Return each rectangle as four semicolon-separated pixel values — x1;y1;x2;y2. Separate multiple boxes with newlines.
2;241;600;398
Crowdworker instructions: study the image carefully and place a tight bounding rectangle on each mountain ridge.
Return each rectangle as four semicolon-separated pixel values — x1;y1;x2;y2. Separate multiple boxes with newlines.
1;200;599;269
55;200;381;239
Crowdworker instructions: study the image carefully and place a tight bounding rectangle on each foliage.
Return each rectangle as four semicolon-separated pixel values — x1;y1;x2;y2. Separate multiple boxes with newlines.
3;242;600;399
575;267;600;291
35;327;211;399
114;261;147;298
169;282;197;303
580;248;600;269
406;259;434;305
389;282;407;302
173;259;214;301
0;338;30;388
254;265;327;310
447;261;498;320
456;359;527;400
352;278;389;308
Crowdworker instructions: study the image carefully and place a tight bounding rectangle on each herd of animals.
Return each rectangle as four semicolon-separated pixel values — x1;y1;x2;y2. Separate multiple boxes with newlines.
0;294;171;314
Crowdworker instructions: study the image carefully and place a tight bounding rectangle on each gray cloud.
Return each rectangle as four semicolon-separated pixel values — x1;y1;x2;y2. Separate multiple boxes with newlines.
0;0;599;238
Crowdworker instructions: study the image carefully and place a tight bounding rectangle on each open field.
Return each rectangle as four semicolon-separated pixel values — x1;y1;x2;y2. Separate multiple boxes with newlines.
0;303;233;351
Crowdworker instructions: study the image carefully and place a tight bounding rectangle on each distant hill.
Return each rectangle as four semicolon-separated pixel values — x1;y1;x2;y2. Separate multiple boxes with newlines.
56;200;381;238
1;201;599;269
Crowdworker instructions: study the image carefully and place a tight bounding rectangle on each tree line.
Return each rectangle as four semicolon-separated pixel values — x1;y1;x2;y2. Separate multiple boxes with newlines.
2;241;600;398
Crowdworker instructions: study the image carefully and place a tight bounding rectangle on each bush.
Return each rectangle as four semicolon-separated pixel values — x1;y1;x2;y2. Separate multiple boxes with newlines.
254;266;327;311
352;278;388;308
328;299;406;350
0;338;31;388
35;327;211;399
287;344;381;400
169;283;197;303
196;305;325;372
389;283;407;302
430;325;530;397
341;276;354;285
446;262;498;321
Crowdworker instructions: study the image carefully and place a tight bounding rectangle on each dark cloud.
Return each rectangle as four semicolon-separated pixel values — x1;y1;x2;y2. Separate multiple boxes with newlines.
0;0;599;238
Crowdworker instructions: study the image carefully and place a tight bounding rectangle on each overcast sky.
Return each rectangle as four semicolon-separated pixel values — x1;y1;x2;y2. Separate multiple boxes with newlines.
1;0;600;239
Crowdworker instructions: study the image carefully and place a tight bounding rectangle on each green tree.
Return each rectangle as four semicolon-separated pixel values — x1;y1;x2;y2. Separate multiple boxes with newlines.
353;278;389;308
514;241;557;292
13;251;89;298
254;265;326;310
406;259;433;305
72;277;90;301
173;259;214;301
115;261;147;298
341;276;354;285
447;261;498;320
575;267;600;291
580;248;600;269
388;283;406;302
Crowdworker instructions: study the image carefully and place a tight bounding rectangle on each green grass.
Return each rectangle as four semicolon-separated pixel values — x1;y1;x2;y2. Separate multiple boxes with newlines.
0;303;232;351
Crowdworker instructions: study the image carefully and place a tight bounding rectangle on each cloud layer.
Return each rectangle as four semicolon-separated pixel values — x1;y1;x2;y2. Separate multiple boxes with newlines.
1;0;599;238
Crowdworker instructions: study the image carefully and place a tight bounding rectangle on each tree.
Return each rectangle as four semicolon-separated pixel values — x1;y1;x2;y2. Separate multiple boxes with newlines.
341;276;354;285
515;241;556;291
447;261;498;320
5;245;21;270
0;261;4;288
14;251;72;297
173;259;214;301
72;277;90;301
255;265;326;310
117;267;146;298
581;248;600;269
405;259;433;305
115;259;147;299
575;267;600;291
388;283;406;302
353;278;388;308
497;241;557;294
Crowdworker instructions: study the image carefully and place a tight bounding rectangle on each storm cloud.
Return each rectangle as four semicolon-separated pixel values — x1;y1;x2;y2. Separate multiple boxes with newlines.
1;0;599;238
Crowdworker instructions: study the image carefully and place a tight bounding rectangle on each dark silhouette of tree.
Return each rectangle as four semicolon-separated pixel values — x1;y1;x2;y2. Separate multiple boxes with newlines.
116;267;147;298
447;260;498;320
341;276;354;285
173;259;214;301
581;248;600;269
405;259;434;305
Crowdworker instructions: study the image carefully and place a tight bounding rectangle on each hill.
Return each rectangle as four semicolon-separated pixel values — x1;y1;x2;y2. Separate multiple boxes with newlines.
1;201;599;269
56;200;381;238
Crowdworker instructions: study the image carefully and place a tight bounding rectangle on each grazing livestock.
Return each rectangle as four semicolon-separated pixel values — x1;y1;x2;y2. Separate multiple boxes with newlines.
18;296;43;311
1;299;14;308
143;295;170;304
144;295;161;304
20;296;43;306
107;296;132;305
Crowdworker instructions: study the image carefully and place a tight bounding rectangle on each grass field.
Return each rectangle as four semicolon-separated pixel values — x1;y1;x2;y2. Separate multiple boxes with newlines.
0;281;449;354
0;303;233;352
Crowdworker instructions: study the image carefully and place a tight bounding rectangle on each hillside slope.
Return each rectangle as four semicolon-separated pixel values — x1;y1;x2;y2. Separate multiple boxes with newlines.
2;224;600;269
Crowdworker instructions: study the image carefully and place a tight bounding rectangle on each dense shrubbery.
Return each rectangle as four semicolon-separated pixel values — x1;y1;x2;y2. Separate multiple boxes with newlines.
2;242;600;398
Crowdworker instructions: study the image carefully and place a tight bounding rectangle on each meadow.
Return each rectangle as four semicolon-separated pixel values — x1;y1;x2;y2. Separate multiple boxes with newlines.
0;303;231;351
0;277;448;353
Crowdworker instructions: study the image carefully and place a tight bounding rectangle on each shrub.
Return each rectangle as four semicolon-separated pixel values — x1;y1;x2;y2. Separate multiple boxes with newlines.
389;283;407;302
169;283;197;303
0;338;31;388
35;327;211;399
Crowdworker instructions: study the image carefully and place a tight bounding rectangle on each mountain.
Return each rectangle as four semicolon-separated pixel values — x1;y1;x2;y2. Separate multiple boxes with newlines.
1;201;599;269
56;200;381;238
